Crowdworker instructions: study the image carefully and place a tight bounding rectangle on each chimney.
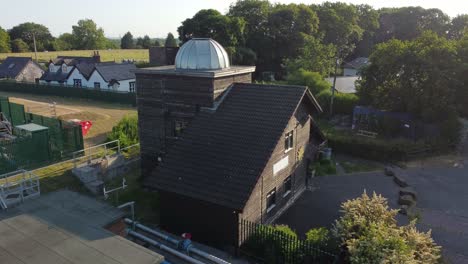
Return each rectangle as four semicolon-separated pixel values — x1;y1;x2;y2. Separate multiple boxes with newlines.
93;50;101;63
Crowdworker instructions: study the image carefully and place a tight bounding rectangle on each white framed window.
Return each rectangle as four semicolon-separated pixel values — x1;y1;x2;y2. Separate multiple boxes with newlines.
266;188;276;213
129;82;136;92
94;82;101;89
283;176;292;197
284;130;294;151
73;79;82;87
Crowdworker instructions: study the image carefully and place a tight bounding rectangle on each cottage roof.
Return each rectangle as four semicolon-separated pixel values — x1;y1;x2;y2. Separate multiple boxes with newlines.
147;83;322;210
343;57;369;69
52;56;100;66
94;63;136;82
0;57;38;79
40;66;72;82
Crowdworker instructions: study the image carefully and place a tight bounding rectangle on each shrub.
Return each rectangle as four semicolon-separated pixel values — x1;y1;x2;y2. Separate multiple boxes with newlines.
333;192;441;263
306;227;329;245
286;69;330;94
316;89;359;115
107;115;139;148
312;159;337;176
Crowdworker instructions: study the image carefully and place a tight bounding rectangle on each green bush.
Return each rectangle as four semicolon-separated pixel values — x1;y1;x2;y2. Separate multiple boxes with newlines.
333;192;441;263
311;159;337;176
107;115;139;148
316;89;359;115
286;69;330;94
306;227;329;245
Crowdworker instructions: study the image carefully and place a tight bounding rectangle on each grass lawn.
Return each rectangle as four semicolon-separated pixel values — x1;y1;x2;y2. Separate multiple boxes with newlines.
339;160;383;174
0;49;149;63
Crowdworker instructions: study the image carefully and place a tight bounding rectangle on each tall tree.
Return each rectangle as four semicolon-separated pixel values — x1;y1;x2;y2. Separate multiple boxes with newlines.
448;14;468;40
136;35;152;49
177;9;245;47
10;39;29;52
165;33;177;47
72;19;107;50
0;26;11;53
358;31;458;122
153;39;161;47
121;32;135;49
375;7;450;43
352;4;379;58
8;22;54;51
314;2;363;58
53;33;74;51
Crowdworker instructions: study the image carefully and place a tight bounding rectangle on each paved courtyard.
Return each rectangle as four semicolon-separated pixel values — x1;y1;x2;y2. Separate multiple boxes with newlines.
276;167;468;263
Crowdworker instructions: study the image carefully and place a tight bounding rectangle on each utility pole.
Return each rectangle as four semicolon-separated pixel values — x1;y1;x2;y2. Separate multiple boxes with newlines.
330;57;339;117
32;32;38;63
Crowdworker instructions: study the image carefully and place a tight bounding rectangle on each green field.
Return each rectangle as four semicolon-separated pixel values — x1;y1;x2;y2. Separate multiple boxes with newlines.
0;49;149;63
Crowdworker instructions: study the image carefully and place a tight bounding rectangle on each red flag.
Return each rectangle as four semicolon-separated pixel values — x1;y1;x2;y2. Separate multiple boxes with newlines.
80;120;93;136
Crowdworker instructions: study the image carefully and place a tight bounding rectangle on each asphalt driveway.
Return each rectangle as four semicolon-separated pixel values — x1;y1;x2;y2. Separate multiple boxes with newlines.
276;171;407;237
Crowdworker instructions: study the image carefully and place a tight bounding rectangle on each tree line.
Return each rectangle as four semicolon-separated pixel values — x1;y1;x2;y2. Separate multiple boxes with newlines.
0;19;175;53
120;32;177;49
176;1;468;79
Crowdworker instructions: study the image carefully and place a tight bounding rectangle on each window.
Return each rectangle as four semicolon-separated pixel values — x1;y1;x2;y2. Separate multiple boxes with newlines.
284;130;294;151
8;63;15;69
129;82;136;92
73;79;82;87
283;176;292;197
61;64;67;73
266;188;276;212
174;119;188;137
94;82;101;89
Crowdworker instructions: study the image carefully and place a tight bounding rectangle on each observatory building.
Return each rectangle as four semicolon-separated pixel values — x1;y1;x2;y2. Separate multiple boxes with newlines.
135;38;324;250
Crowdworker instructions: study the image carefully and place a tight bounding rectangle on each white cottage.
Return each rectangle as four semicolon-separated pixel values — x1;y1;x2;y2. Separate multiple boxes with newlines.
87;63;137;92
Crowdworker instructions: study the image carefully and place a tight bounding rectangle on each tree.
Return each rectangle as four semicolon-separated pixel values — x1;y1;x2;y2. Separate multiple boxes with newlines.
358;31;458;122
177;9;245;48
164;33;177;47
448;14;468;40
0;26;11;53
375;7;450;43
136;35;152;49
285;34;336;76
107;115;139;148
286;69;330;94
352;4;379;58
333;192;441;263
314;2;363;58
10;39;29;52
8;22;54;51
153;39;161;47
72;19;107;50
121;32;134;49
53;33;74;51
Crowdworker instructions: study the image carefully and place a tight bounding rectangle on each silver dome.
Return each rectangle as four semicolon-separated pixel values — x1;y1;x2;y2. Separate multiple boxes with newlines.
175;38;230;70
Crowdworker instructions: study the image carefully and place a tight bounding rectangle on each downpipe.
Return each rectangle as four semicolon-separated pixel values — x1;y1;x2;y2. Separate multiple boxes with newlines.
125;218;231;264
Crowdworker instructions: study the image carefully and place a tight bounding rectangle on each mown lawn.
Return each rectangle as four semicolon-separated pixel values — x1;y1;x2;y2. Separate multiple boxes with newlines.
0;49;149;63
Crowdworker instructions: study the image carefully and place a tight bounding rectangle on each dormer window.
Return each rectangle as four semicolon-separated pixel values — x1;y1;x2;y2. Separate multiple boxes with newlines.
48;64;55;72
61;64;67;73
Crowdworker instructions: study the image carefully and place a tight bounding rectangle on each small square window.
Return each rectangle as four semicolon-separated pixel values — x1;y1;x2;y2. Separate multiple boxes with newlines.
174;119;188;137
94;82;101;89
284;131;294;151
266;188;276;212
283;176;292;197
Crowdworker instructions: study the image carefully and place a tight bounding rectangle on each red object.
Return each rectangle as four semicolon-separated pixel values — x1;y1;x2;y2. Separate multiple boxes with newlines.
80;121;93;136
181;233;192;240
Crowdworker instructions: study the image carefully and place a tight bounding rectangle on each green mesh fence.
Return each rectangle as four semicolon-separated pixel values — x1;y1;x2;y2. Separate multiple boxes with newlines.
0;81;136;106
0;97;84;174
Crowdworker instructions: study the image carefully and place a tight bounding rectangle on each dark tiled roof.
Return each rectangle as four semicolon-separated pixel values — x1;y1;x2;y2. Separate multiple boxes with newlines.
146;83;321;210
0;57;34;79
40;67;72;82
94;63;136;82
52;56;100;66
75;62;96;79
343;57;369;69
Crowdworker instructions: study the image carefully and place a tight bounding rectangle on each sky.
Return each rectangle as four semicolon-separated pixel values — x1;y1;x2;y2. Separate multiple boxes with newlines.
1;0;467;38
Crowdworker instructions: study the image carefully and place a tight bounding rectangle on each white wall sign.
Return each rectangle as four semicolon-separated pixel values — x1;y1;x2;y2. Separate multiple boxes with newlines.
273;156;289;175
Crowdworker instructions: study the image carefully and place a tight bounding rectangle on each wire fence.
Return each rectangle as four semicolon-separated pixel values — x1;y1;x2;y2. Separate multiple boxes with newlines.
239;219;339;264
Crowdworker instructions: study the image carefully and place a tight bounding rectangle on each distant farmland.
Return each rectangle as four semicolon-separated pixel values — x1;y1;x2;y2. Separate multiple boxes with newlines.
0;49;149;63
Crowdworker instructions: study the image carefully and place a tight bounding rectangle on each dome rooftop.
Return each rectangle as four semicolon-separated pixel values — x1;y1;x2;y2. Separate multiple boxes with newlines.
175;38;230;70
